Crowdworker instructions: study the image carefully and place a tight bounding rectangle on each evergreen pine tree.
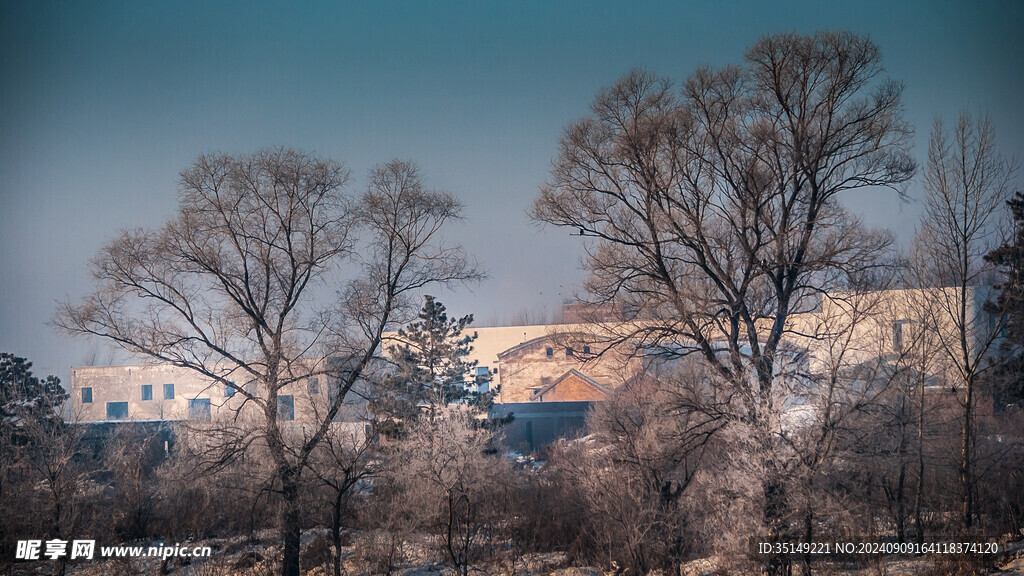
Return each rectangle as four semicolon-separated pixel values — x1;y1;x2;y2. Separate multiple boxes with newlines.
0;353;67;435
985;191;1024;403
380;296;494;424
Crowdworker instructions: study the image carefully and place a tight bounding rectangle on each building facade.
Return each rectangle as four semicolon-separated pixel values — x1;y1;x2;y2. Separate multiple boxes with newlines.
70;288;1007;423
70;359;365;424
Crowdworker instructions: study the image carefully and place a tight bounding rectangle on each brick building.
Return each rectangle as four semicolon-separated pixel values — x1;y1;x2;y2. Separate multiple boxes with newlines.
494;332;640;402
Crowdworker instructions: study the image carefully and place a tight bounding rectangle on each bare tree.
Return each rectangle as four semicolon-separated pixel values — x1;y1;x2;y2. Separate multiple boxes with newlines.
387;411;511;576
781;285;925;574
24;414;88;576
531;32;915;570
307;415;377;576
909;111;1017;530
56;150;480;576
579;360;725;573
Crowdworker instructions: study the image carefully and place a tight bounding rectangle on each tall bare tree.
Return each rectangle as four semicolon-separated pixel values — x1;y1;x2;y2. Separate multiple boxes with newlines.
910;111;1016;530
308;418;377;576
56;150;480;576
532;32;915;570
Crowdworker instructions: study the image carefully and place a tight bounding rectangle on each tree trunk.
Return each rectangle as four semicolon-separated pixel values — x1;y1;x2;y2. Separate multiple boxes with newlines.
762;465;791;576
896;460;907;543
756;393;791;576
915;372;926;546
895;393;909;543
332;490;343;576
961;374;974;531
801;505;813;576
281;466;302;576
53;486;67;576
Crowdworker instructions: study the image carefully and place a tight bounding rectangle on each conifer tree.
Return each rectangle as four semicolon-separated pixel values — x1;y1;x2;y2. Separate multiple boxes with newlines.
383;296;493;422
0;353;67;439
985;191;1024;402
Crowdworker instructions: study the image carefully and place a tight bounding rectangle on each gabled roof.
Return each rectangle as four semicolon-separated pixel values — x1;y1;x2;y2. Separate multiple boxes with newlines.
531;369;613;401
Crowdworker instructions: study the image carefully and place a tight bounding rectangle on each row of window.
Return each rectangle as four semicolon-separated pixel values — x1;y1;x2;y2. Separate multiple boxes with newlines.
102;398;213;421
545;345;590;357
223;379;317;396
82;377;327;406
83;381;246;403
96;395;296;422
80;375;314;422
80;384;175;404
139;383;176;400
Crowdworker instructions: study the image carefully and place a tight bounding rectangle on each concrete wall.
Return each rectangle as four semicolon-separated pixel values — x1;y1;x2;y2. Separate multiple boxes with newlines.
71;360;364;424
790;286;1003;379
490;401;594;452
73;364;216;422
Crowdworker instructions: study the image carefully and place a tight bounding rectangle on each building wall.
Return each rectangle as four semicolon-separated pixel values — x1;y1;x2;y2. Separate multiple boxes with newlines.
795;286;1003;377
71;360;360;424
72;364;212;422
497;335;641;403
384;322;632;394
73;287;1005;421
534;372;610;402
489;401;594;452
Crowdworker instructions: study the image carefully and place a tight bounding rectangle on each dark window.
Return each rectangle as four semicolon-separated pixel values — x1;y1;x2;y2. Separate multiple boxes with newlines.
583;345;591;354
545;347;553;357
225;382;236;397
163;383;175;400
566;347;574;357
189;398;211;422
892;319;911;353
106;401;129;420
81;387;93;404
278;395;295;421
308;377;319;394
141;384;152;401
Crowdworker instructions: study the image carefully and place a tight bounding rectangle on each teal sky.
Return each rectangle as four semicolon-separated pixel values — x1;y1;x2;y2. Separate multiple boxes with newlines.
2;1;1022;382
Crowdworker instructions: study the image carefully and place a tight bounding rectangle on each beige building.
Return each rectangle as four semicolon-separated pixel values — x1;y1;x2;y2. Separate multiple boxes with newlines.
796;286;1002;378
71;287;1005;421
381;321;645;403
71;359;363;424
71;322;643;421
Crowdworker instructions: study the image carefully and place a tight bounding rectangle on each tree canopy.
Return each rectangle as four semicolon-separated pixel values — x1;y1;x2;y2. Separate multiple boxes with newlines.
0;352;66;437
56;150;481;576
532;31;916;571
379;296;493;423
